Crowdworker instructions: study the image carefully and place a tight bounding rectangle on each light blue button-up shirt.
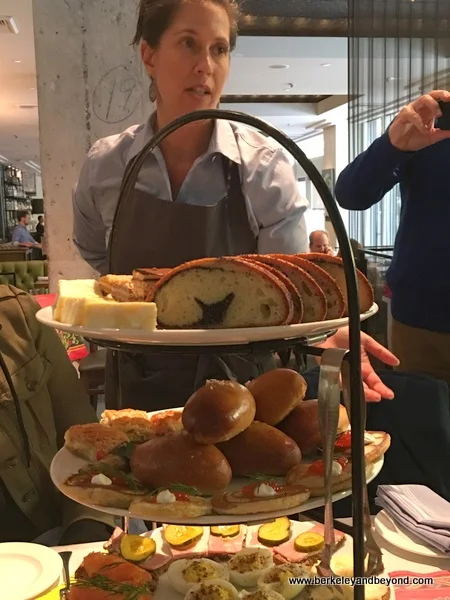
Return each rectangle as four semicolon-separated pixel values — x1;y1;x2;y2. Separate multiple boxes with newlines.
12;224;37;245
73;115;308;275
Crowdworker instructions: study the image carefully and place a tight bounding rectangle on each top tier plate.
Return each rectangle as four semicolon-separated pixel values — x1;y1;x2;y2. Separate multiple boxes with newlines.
36;303;378;347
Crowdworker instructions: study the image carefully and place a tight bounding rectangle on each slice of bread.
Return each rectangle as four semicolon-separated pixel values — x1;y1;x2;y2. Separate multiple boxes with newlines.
300;253;374;316
148;257;294;329
64;423;130;462
272;254;345;320
242;255;326;323
240;257;303;323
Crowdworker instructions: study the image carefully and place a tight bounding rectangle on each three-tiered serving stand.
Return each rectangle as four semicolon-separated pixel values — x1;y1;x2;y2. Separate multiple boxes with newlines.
53;109;374;599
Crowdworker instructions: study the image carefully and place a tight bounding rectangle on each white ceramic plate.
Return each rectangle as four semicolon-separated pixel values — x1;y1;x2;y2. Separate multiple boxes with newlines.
50;446;384;525
36;303;378;346
147;520;393;600
0;542;62;600
373;509;449;559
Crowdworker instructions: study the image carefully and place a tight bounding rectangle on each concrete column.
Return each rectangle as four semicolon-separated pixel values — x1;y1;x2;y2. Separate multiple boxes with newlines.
322;122;349;250
33;0;152;287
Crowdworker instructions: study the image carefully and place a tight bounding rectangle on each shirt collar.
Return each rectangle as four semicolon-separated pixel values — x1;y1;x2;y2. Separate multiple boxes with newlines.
126;112;241;165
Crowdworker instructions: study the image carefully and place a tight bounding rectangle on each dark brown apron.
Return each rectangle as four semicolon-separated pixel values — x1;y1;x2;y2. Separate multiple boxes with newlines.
106;156;276;410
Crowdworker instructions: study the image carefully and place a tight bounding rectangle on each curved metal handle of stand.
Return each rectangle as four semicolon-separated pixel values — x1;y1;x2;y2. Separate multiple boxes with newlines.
341;362;384;577
105;109;365;594
317;347;348;594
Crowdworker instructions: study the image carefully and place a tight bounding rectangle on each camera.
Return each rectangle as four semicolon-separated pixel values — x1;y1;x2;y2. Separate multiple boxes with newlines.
436;100;450;131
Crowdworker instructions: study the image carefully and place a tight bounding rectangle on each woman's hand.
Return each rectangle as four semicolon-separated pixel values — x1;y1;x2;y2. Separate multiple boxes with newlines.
388;90;450;152
319;328;400;402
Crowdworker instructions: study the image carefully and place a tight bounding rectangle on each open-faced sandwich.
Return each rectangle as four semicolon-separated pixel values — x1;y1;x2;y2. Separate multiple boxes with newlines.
64;422;130;463
245;517;346;565
61;462;148;509
100;407;184;440
67;551;155;599
285;457;353;497
130;486;212;518
211;478;310;515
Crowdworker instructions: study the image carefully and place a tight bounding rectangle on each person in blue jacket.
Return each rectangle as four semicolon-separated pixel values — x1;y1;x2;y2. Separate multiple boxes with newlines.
335;90;450;385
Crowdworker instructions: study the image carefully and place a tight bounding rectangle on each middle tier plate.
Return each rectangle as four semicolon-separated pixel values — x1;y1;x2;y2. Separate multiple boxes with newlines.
50;445;383;525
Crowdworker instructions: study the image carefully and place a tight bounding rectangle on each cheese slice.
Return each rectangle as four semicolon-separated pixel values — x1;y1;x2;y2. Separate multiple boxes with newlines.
54;279;102;321
59;297;108;326
83;301;157;331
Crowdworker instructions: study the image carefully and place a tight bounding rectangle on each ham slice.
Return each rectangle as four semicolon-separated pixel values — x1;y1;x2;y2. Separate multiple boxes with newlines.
274;523;346;563
245;524;268;549
102;526;172;572
162;525;210;559
207;526;247;555
140;529;173;570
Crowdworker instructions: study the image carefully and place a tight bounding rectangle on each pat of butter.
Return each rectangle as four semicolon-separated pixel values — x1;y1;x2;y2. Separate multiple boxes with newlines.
91;473;112;486
156;490;176;503
83;301;157;331
331;461;343;476
254;483;277;498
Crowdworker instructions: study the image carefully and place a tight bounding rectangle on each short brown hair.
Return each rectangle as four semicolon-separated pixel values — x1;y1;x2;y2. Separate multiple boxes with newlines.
133;0;240;51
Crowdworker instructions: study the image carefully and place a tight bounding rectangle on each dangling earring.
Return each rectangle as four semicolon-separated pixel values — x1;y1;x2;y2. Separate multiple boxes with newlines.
149;78;157;103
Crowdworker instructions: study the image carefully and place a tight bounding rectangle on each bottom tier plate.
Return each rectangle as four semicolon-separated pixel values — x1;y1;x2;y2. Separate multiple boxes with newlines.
50;446;384;525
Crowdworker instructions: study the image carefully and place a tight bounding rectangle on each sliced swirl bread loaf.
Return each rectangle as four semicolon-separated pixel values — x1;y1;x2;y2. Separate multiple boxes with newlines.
300;253;374;315
242;254;327;323
148;257;294;329
239;258;303;323
272;253;345;320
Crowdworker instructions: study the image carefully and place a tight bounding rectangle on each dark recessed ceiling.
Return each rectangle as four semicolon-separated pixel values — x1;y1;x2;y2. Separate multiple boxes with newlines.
240;0;348;20
221;94;331;103
238;0;450;37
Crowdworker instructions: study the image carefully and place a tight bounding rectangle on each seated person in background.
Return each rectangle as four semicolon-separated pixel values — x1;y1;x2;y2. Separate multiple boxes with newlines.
309;230;335;255
0;285;114;544
11;211;42;249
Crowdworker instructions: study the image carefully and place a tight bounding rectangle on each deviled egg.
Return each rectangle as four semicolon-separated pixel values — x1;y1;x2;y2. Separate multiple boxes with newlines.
257;563;311;600
168;558;229;595
228;548;274;588
184;578;239;600
239;589;285;600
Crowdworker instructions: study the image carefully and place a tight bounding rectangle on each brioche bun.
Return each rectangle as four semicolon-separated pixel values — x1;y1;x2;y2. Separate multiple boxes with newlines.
130;431;232;495
245;369;307;426
182;380;256;444
278;400;349;456
217;421;302;476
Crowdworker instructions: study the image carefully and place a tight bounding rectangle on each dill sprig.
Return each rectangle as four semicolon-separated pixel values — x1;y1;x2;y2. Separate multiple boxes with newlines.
73;574;153;600
243;473;276;483
149;482;204;496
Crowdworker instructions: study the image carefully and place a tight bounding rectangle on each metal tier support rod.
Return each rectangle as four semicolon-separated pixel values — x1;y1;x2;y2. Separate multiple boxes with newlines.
106;108;367;599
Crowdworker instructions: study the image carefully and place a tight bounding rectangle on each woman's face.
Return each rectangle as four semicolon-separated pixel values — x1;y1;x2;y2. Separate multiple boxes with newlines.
141;1;231;119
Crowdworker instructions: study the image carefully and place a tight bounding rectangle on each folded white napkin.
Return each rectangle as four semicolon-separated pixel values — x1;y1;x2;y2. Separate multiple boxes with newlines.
375;484;450;554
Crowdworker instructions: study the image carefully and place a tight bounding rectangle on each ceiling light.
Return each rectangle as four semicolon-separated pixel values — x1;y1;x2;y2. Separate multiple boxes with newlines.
321;63;331;68
13;59;21;63
0;16;19;34
269;64;289;70
0;155;8;164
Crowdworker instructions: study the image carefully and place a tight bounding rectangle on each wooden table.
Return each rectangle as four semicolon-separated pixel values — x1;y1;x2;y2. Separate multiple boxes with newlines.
0;248;32;261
